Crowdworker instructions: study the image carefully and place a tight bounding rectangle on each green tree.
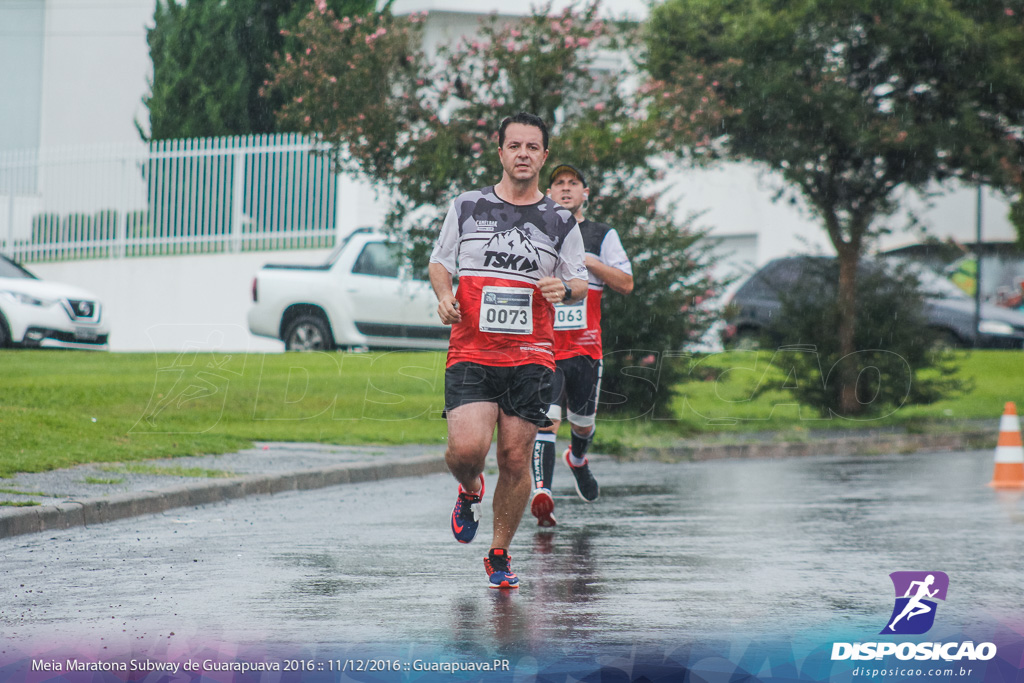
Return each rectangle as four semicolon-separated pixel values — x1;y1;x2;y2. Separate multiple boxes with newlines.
645;0;1024;416
763;258;964;417
144;0;376;140
266;2;726;416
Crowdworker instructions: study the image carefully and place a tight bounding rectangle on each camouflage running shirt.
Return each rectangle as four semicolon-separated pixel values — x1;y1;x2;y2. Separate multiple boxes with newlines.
430;186;587;369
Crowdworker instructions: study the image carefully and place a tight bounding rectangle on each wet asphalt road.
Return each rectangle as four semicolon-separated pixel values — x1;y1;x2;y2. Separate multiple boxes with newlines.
2;449;1022;660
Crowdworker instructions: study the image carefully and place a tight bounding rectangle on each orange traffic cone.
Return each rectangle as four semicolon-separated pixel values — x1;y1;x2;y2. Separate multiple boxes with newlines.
990;402;1024;489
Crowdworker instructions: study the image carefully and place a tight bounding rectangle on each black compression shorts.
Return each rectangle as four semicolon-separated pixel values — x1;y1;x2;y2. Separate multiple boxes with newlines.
444;362;554;428
547;355;602;428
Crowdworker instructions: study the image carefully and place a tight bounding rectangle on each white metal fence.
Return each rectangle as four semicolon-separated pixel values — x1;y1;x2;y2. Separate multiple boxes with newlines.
0;133;349;263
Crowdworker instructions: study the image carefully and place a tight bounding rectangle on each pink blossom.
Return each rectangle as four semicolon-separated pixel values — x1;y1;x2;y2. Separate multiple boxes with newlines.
1007;8;1015;15
477;118;487;127
578;37;590;47
471;142;482;153
329;76;337;83
315;0;327;14
594;102;606;112
296;96;303;103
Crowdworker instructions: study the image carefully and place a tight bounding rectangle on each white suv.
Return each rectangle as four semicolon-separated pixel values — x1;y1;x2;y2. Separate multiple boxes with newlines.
0;255;110;350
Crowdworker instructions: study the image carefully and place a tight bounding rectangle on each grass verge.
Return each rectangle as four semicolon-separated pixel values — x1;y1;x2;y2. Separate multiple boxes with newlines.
1;348;1018;477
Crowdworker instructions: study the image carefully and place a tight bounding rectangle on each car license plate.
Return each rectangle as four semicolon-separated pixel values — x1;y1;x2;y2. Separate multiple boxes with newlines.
74;327;99;341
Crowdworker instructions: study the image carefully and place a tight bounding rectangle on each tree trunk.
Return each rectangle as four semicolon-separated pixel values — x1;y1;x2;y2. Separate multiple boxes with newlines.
835;242;860;416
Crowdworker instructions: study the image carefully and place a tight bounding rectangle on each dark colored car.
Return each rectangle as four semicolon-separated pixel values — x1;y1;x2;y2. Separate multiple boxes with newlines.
721;256;1024;350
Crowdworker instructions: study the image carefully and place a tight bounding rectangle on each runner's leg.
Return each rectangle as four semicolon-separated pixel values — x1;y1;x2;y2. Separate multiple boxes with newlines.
446;402;499;493
492;411;540;550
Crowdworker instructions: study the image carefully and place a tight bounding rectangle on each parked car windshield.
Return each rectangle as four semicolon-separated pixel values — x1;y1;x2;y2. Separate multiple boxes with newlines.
0;255;37;280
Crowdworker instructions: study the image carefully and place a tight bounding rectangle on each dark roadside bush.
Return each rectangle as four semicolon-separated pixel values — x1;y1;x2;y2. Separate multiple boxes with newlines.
765;258;967;419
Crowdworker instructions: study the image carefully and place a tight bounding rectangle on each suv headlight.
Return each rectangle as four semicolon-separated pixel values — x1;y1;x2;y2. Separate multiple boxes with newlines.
0;290;48;307
978;320;1016;336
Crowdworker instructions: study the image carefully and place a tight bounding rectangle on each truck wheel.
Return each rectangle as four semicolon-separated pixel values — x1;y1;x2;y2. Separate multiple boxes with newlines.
283;314;333;351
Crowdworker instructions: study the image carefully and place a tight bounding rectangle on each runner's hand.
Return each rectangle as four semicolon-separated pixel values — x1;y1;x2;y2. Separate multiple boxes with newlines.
538;277;566;304
437;294;461;324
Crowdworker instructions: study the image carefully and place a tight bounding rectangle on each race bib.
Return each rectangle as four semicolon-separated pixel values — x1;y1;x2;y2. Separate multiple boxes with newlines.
479;286;533;335
553;299;587;331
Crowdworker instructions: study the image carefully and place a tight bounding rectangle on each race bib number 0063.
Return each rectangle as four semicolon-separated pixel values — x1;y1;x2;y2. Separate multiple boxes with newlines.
553;299;587;331
479;286;533;335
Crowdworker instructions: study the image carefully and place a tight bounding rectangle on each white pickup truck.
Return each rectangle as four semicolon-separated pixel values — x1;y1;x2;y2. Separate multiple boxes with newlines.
247;229;449;351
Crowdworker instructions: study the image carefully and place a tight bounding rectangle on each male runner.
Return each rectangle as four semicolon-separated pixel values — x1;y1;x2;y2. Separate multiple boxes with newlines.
428;113;588;589
530;163;633;527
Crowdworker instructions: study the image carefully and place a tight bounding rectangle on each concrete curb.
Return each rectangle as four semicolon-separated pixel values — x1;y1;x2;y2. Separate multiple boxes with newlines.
0;454;448;541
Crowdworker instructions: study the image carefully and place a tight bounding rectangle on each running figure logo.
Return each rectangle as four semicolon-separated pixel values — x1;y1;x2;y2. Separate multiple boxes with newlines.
881;571;949;635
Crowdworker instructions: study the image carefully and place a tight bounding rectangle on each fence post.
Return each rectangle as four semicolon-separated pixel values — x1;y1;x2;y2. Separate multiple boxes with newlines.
116;157;129;258
230;147;245;253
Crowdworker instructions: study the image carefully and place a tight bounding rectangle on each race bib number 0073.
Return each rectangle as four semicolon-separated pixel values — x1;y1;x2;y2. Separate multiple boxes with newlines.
479;286;533;335
553;299;587;331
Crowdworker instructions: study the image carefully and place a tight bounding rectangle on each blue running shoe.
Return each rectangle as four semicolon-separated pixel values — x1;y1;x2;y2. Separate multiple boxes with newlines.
451;475;484;544
484;548;519;589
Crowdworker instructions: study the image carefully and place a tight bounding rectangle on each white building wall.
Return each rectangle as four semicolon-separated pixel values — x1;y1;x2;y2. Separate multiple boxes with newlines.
0;0;46;152
33;0;153;149
30;249;332;353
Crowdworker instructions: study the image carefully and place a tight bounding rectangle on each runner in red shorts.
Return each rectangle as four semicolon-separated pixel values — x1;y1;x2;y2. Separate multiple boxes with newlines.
529;163;633;528
428;113;588;589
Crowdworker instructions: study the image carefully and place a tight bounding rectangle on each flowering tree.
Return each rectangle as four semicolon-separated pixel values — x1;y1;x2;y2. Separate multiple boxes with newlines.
266;1;728;416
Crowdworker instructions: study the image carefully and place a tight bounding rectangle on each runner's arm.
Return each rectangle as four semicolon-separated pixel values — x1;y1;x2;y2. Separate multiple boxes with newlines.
585;256;633;295
429;202;461;324
548;220;588;304
538;276;587;304
429;262;461;325
590;228;633;295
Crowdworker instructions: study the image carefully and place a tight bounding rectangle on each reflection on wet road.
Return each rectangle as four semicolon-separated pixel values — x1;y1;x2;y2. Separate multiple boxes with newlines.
3;449;1022;658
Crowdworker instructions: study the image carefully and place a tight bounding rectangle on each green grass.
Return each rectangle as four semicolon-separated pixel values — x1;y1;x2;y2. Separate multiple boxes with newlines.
97;464;236;478
0;501;41;507
82;476;125;485
0;487;47;496
0;348;1020;477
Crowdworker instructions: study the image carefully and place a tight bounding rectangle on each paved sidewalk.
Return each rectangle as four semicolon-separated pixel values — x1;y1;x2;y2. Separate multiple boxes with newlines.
0;443;448;540
0;427;994;540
